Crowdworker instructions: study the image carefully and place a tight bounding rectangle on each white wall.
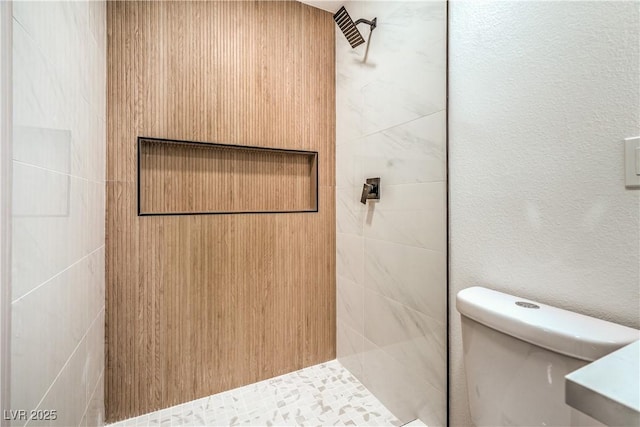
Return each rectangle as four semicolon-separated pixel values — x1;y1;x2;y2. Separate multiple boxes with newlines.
335;1;447;425
449;1;640;425
10;1;106;426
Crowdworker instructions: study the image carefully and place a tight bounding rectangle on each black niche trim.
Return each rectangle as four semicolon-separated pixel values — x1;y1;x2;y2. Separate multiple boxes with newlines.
136;136;319;217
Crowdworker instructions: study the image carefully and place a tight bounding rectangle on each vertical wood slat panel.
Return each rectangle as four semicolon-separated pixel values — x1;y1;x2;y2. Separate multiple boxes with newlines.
106;1;335;422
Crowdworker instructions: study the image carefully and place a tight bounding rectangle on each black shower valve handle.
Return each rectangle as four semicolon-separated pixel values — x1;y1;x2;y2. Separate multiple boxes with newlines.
360;178;381;205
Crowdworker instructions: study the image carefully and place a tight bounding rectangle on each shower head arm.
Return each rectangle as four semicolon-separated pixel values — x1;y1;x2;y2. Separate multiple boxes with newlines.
354;17;377;31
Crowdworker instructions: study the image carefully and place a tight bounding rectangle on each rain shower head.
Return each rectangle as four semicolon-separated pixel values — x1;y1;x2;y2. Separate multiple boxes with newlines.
333;6;377;49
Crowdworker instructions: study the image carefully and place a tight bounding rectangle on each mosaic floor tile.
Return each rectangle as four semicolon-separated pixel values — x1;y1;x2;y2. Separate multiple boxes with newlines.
108;360;403;427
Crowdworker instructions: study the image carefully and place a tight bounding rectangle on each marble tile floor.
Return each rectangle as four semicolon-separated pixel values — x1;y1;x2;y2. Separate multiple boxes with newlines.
108;360;411;427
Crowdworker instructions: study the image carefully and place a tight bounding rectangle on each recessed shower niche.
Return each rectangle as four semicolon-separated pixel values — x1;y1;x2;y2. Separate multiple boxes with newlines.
138;137;318;215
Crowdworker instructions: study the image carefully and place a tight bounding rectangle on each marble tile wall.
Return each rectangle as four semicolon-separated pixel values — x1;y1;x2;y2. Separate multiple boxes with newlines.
10;1;106;426
334;1;447;425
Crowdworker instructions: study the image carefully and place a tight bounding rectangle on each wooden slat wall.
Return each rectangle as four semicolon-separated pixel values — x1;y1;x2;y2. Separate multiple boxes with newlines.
106;1;335;422
139;140;318;214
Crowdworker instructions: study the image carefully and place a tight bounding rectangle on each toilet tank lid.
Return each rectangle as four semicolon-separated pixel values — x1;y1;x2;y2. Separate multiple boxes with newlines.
456;286;640;362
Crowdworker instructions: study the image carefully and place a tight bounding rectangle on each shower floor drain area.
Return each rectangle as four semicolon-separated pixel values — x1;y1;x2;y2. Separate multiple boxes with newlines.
107;360;402;427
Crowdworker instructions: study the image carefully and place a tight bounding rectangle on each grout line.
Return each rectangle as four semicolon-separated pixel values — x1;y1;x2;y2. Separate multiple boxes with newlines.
336;108;446;146
336;180;447;191
336;318;364;344
79;367;105;427
28;307;105;427
337;271;446;330
362;333;446;398
10;9;25;31
12;160;105;185
12;11;106;121
361;235;446;255
11;244;104;304
336;231;446;254
367;285;446;329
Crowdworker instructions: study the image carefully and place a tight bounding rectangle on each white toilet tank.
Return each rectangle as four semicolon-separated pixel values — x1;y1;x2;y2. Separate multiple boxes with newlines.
457;286;640;427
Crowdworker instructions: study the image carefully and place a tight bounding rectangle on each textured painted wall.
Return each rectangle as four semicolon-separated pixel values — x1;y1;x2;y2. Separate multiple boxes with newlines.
11;1;106;426
449;1;640;425
335;1;447;425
